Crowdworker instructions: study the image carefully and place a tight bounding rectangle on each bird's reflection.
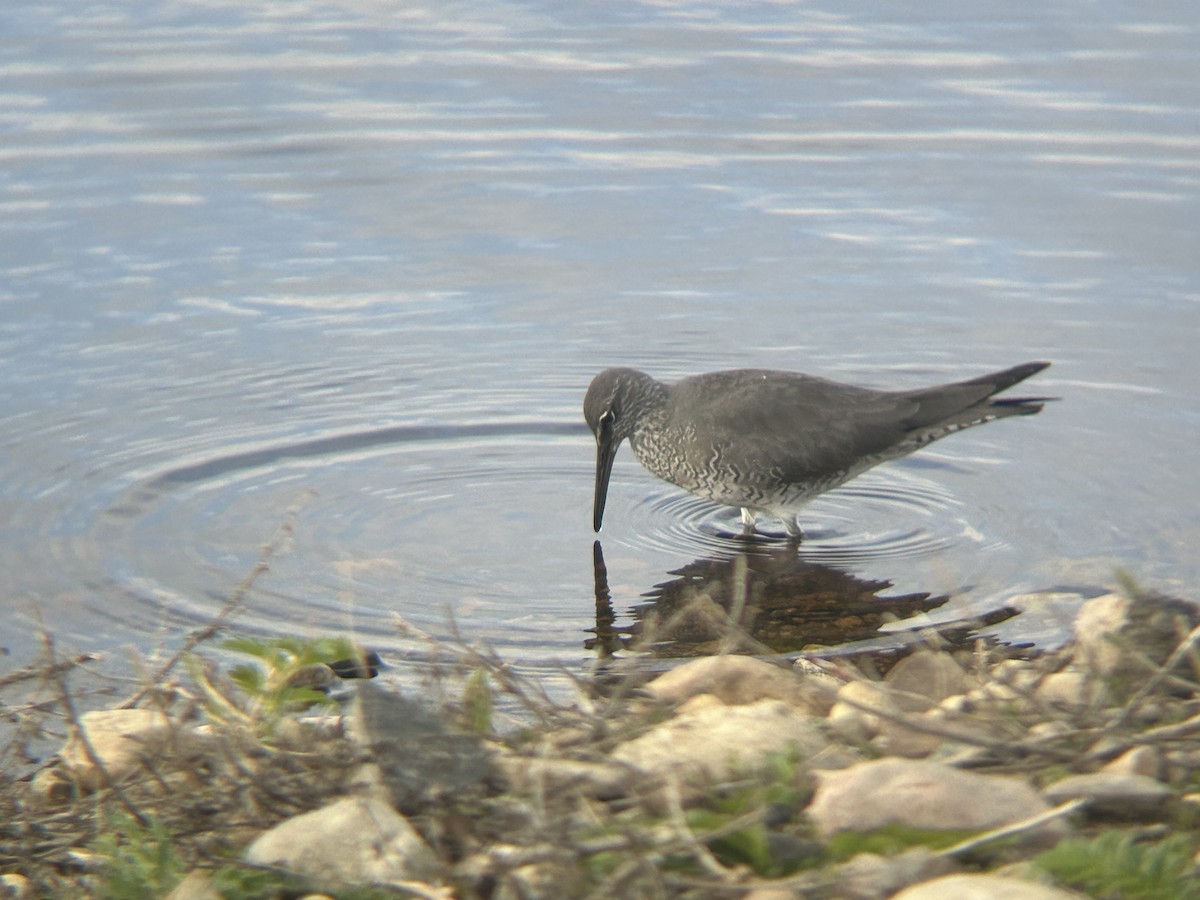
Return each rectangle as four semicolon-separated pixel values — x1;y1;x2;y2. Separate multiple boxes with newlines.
587;540;1019;661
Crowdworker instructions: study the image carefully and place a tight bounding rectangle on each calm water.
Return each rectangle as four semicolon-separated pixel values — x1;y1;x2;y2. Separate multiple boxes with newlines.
2;1;1198;694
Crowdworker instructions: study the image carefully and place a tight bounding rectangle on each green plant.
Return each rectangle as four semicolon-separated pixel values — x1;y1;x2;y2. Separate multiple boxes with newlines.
823;824;980;861
1033;831;1200;900
191;635;362;731
461;667;493;734
684;809;777;874
91;810;184;899
671;748;813;877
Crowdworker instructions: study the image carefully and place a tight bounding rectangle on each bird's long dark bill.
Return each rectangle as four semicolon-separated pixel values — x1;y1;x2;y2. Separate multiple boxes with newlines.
593;432;617;532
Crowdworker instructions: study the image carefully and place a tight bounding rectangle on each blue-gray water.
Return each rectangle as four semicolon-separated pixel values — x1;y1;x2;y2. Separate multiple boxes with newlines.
2;1;1197;692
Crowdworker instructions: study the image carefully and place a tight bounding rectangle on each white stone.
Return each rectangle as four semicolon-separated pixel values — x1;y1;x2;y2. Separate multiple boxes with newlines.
1071;593;1131;675
884;651;974;711
245;794;440;888
646;655;836;714
1102;746;1162;778
892;873;1086;899
58;708;189;792
828;681;899;743
807;759;1066;845
612;699;827;784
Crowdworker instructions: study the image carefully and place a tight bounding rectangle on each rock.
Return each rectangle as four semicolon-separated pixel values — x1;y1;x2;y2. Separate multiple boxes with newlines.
676;693;725;714
494;860;583;900
892;873;1086;899
883;651;974;711
164;870;222;900
492;753;631;800
1041;772;1174;819
873;712;948;760
30;767;75;805
1102;746;1162;778
612;699;827;787
741;888;800;900
0;874;32;900
1034;671;1109;710
829;681;977;759
807;759;1067;846
1071;592;1200;686
645;655;836;714
245;794;440;888
350;683;491;808
832;847;957;899
828;681;899;743
57;708;191;793
1071;593;1131;676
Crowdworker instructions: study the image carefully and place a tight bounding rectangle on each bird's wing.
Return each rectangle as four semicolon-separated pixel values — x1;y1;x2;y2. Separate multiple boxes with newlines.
667;371;919;483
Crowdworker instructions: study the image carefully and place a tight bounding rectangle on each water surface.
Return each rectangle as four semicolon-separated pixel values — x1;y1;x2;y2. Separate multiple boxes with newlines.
2;1;1198;694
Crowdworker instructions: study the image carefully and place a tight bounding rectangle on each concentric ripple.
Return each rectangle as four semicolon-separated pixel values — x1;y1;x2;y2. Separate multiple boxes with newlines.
90;420;602;664
614;462;994;565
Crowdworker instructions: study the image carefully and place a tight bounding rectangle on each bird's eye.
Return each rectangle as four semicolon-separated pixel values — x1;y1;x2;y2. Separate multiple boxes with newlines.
599;408;615;431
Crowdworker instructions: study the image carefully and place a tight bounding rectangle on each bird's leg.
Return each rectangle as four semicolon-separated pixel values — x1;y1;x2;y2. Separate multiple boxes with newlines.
739;507;757;535
782;515;804;541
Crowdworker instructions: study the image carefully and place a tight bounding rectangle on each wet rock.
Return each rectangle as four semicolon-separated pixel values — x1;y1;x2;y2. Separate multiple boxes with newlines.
807;759;1067;846
245;793;441;888
1041;772;1174;819
612;699;827;787
892;873;1086;899
832;847;957;900
645;655;836;714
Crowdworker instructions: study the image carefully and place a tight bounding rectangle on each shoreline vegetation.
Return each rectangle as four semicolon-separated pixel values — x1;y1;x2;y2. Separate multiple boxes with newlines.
3;522;1200;899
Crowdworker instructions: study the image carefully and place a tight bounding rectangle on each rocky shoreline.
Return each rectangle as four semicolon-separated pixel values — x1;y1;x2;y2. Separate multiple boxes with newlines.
3;586;1200;898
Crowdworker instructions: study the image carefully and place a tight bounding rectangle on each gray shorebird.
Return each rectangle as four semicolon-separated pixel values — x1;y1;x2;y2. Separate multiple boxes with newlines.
584;362;1052;537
